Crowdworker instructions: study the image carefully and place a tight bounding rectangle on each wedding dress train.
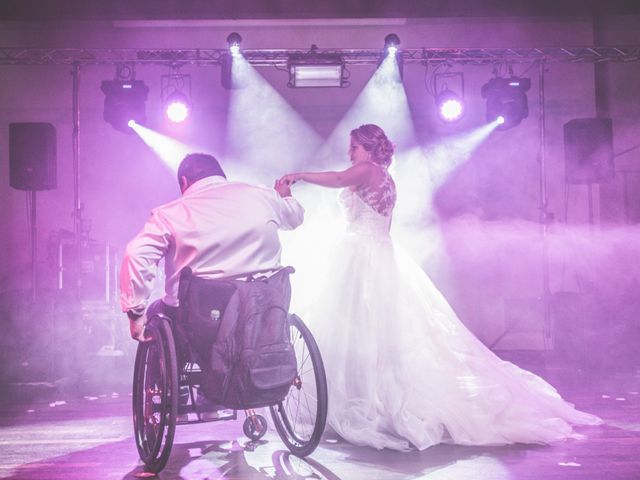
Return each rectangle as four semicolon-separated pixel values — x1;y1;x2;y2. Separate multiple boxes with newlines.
293;164;601;451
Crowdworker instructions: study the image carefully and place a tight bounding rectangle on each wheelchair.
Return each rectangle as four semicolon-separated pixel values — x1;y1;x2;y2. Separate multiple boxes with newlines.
131;305;328;474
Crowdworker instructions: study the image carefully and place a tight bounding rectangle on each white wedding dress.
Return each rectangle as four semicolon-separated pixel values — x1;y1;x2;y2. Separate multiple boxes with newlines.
297;163;601;451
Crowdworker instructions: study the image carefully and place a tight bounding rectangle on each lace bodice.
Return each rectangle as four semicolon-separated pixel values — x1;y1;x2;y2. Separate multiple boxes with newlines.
339;164;396;236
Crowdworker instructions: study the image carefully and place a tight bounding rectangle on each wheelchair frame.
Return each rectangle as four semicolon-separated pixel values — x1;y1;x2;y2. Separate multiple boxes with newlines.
132;312;327;474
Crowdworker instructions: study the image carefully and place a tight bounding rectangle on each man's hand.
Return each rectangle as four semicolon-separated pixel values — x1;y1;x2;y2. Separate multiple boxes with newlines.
128;313;150;342
274;178;292;198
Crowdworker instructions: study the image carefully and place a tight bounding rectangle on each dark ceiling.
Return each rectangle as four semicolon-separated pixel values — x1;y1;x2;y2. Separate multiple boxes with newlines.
1;0;640;21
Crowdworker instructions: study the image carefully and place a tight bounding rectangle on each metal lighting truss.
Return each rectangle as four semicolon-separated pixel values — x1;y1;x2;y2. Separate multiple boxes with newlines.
1;45;639;66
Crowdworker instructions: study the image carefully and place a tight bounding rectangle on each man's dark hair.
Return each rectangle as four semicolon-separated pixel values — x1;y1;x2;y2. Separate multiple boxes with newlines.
177;153;226;185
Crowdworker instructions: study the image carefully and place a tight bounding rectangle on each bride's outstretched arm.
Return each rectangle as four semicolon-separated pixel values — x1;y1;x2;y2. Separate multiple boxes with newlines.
279;163;372;189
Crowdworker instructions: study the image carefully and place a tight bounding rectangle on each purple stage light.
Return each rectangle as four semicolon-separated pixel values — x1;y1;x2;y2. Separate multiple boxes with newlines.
497;115;506;125
481;76;531;130
166;100;189;123
436;89;465;122
101;79;149;134
440;98;463;121
384;33;400;57
127;119;136;127
164;92;190;123
227;32;242;58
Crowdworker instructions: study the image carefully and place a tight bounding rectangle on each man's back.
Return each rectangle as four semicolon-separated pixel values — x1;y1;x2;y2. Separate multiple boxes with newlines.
120;174;304;312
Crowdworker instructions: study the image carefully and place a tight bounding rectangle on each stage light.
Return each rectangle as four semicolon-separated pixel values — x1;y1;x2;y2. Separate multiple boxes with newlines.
378;34;403;81
161;70;192;123
436;89;464;122
164;92;190;123
481;76;531;130
221;33;248;90
227;32;242;57
384;33;400;56
288;46;345;88
101;77;149;134
432;71;465;123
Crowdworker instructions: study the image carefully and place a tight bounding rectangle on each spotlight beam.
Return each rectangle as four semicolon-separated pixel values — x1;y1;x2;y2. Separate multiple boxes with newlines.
225;53;323;182
129;122;196;173
317;51;416;170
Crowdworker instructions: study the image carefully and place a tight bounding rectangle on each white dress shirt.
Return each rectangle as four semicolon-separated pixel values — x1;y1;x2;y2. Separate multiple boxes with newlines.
120;175;304;312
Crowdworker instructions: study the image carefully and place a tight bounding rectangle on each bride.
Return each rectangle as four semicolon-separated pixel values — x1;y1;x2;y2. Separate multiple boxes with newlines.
277;124;601;451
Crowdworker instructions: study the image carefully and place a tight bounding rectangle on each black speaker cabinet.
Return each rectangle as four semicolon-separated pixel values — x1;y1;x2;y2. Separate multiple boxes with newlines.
564;118;614;185
9;122;57;191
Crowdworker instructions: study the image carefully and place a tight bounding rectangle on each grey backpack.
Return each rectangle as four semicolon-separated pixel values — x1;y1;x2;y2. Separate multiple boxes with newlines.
178;267;297;409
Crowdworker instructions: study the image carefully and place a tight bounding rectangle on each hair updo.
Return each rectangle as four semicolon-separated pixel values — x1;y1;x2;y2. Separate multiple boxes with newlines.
350;124;394;166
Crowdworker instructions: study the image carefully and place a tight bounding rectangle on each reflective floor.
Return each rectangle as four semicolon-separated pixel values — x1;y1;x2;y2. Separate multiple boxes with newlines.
1;364;639;480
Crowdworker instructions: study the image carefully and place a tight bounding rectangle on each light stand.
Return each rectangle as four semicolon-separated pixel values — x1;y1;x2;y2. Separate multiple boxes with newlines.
72;63;82;299
538;60;553;349
489;61;553;352
29;190;37;302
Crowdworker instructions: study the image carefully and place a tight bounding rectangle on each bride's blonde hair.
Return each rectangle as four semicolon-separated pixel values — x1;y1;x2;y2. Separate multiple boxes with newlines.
350;124;394;166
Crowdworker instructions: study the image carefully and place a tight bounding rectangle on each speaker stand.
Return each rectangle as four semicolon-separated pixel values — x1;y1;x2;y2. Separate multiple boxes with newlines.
29;190;37;303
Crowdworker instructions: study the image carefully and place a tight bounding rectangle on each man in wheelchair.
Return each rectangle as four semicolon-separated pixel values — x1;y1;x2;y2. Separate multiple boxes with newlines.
119;152;304;404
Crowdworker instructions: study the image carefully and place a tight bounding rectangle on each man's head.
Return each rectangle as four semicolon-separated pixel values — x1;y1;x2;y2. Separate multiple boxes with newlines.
177;153;226;193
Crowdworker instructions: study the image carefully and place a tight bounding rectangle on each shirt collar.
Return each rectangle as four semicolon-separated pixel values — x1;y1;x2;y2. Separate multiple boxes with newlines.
184;175;228;195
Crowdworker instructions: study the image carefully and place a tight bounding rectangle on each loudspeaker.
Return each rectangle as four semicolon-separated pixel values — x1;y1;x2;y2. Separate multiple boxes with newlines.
9;122;57;191
564;118;614;184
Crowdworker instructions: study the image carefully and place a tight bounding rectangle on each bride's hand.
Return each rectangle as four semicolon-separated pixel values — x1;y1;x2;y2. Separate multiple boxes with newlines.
278;173;300;186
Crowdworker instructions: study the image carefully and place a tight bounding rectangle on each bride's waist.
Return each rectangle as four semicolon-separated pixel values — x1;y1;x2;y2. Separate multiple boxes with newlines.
346;221;391;237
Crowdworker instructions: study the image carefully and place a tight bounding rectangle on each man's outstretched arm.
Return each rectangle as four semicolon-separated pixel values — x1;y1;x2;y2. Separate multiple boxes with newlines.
120;212;172;340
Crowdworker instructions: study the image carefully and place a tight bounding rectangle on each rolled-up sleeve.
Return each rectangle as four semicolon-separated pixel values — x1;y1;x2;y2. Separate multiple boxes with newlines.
119;212;173;313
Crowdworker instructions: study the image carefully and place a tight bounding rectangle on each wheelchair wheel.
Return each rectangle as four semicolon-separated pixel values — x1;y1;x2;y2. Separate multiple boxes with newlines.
270;314;327;457
243;414;268;441
132;316;178;473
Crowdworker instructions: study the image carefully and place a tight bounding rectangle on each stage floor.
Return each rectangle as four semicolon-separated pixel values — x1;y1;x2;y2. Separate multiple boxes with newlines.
1;367;639;480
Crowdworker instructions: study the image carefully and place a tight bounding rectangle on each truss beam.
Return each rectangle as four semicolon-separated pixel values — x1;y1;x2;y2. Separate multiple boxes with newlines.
1;46;639;67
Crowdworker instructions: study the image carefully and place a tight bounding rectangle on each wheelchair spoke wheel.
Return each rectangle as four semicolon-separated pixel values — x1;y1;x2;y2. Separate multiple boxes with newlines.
270;314;327;457
132;317;178;473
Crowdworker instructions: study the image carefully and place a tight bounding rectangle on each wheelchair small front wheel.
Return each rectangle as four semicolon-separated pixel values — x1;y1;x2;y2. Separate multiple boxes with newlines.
132;316;178;473
243;414;268;441
270;314;327;457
